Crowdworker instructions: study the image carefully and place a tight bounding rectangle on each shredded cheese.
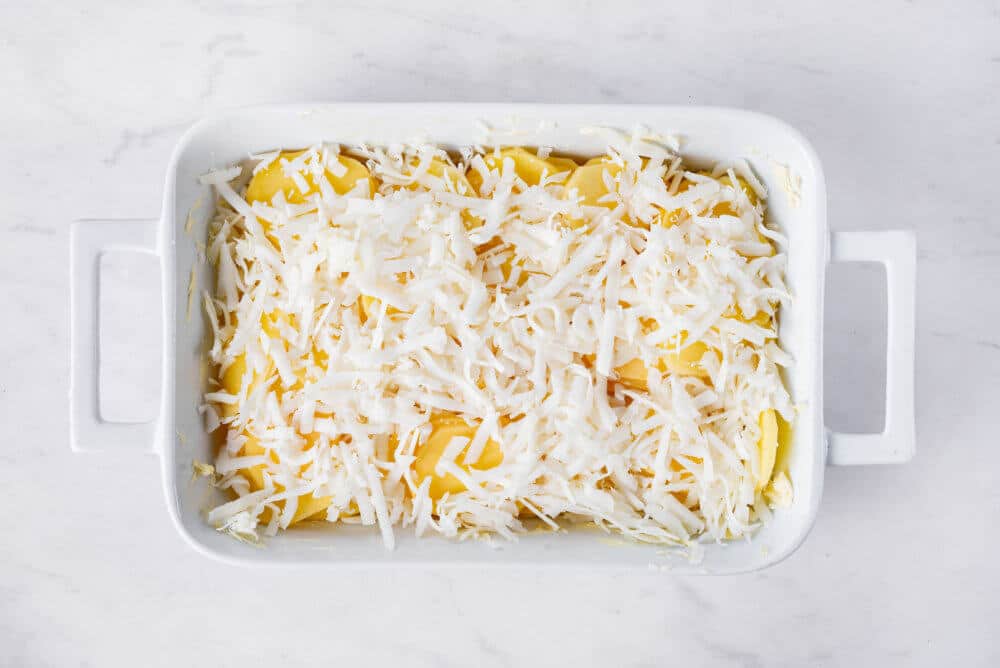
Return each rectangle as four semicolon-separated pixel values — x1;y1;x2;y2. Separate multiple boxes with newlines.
200;131;794;551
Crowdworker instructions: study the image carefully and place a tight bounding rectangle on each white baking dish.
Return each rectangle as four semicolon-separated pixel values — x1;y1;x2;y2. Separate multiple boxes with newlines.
69;104;915;573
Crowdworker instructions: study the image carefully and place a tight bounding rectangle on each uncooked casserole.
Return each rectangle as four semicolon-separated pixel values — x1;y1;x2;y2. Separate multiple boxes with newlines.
198;128;793;549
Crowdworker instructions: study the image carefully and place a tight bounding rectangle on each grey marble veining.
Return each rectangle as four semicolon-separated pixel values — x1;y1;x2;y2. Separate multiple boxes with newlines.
1;1;998;666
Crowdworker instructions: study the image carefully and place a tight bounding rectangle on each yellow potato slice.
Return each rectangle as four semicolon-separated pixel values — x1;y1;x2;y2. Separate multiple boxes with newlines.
246;150;373;204
713;174;760;213
239;435;332;526
661;342;713;377
615;306;776;391
409;158;482;229
473;147;572;190
358;269;413;323
561;161;623;229
358;295;379;322
610;304;777;392
499;255;525;286
614;341;713;391
738;309;773;330
655;173;762;229
655;175;696;228
359;294;412;323
473;237;529;288
656;206;685;228
219;354;247;418
260;309;293;338
757;409;778;490
413;413;503;500
763;471;792;508
563;162;621;207
545;155;579;173
705;174;773;253
413;158;476;195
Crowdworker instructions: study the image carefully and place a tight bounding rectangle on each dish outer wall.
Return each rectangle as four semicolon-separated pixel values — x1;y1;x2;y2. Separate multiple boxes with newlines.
69;104;915;573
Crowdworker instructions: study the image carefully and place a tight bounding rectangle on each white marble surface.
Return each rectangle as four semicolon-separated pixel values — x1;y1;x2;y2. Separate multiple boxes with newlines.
2;1;998;665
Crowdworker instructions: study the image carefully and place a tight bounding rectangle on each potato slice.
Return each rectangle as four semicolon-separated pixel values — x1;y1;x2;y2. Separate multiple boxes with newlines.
757;409;778;491
358;294;410;323
408;158;483;229
481;147;571;188
563;162;621;208
413;413;503;500
705;173;773;253
654;175;696;228
468;148;571;195
219;354;247;418
358;269;413;323
614;306;776;391
246;150;372;204
561;161;624;229
655;173;762;229
713;174;760;214
545;155;579;173
239;435;332;526
614;341;713;391
406;158;474;195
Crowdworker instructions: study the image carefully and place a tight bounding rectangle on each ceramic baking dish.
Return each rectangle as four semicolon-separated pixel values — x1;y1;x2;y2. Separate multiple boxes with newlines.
69;104;916;573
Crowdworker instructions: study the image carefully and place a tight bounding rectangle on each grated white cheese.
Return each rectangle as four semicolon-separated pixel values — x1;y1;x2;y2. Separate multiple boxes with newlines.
201;131;794;552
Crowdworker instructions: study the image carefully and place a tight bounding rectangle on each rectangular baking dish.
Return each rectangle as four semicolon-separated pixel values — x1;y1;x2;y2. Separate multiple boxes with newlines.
69;104;916;573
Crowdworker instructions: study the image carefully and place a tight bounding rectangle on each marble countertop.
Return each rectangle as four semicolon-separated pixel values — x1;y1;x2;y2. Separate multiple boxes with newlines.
2;1;998;666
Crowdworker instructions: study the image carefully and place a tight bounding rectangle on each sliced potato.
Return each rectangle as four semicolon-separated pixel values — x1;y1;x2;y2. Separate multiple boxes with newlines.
219;354;247;418
468;148;572;195
239;435;332;526
545;155;579;173
564;162;621;207
614;341;713;391
757;409;778;490
413;413;503;500
561;162;623;229
409;158;482;229
246;150;373;204
421;158;476;195
492;147;571;187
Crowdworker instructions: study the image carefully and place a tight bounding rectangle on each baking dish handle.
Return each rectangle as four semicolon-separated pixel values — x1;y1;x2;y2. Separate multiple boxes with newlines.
826;230;916;465
70;219;161;454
